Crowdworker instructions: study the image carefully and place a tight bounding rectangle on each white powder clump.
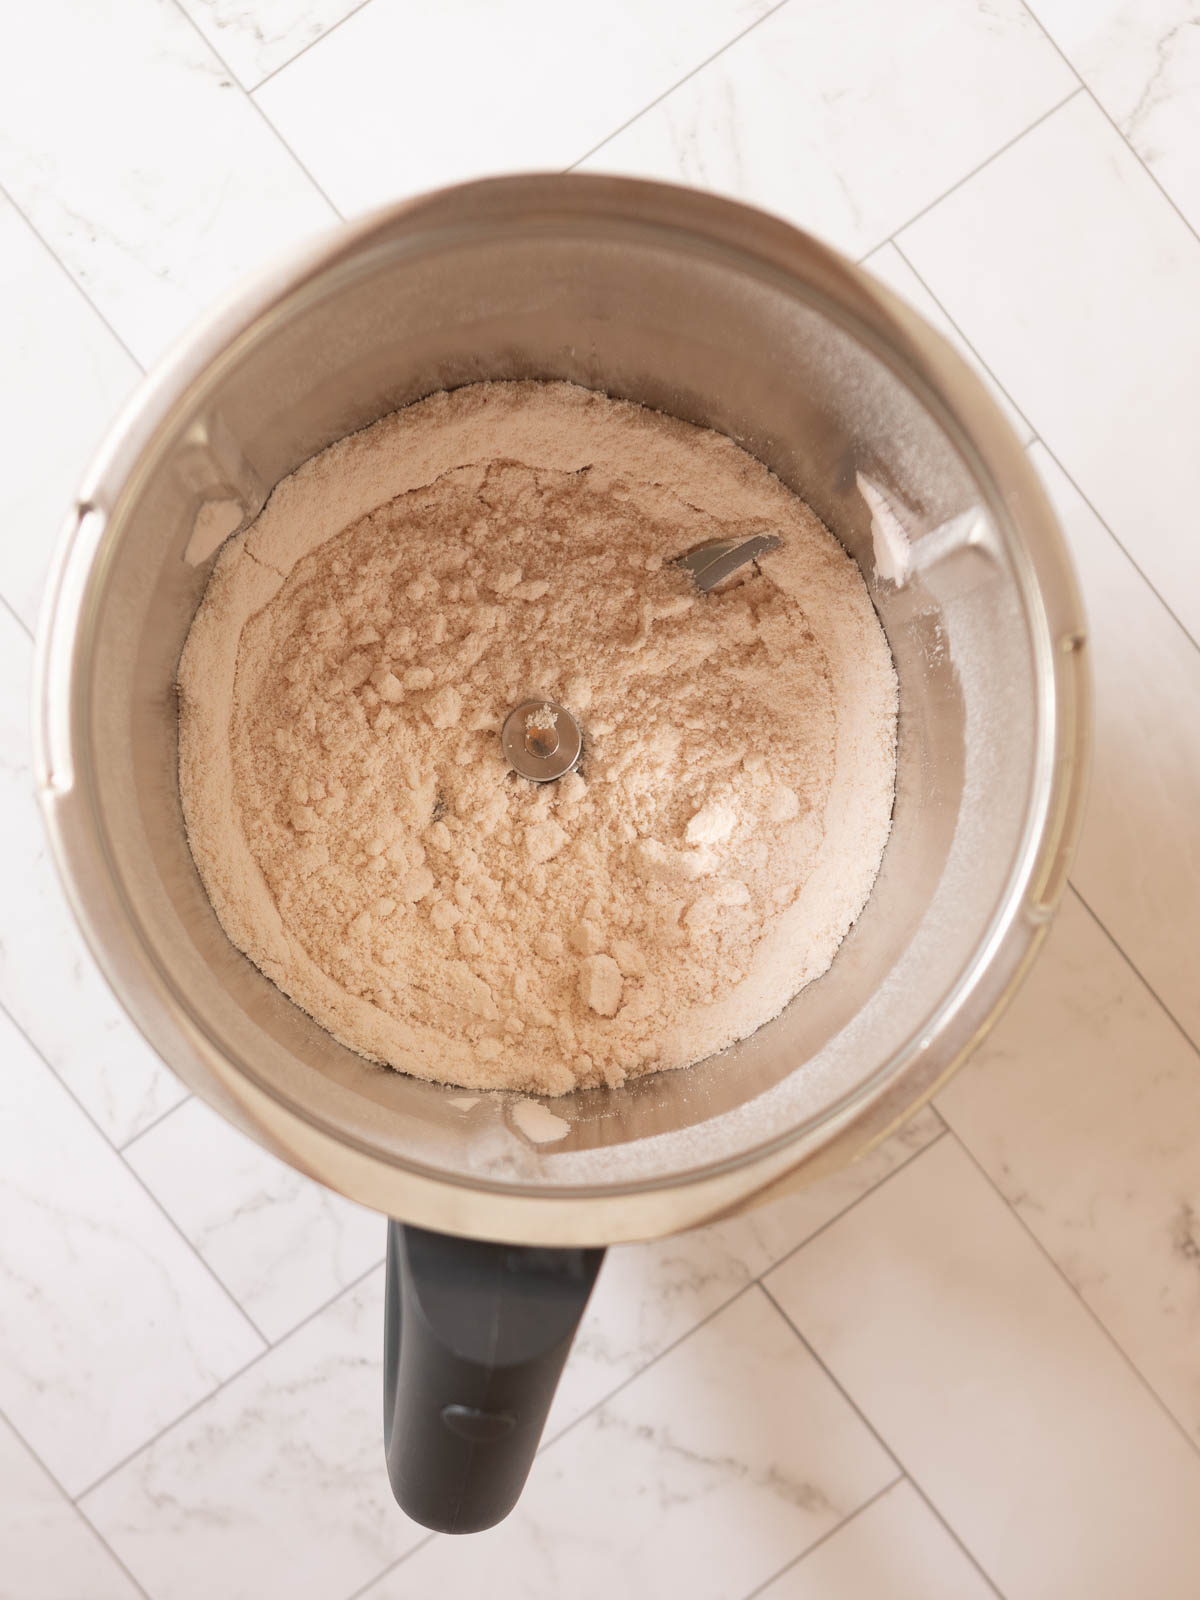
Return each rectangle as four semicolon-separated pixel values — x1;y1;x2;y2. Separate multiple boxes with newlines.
579;953;623;1017
178;381;897;1096
509;1100;571;1144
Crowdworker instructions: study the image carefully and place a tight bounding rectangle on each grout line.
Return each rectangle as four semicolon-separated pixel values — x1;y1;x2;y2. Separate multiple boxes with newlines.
883;238;1036;436
0;179;147;376
887;244;1200;653
166;0;345;221
889;86;1084;245
1030;441;1200;652
1067;883;1200;1064
945;1122;1200;1467
536;1279;763;1454
73;1252;386;1505
250;0;378;94
0;994;272;1349
115;1157;274;1345
565;0;796;172
759;1281;1006;1600
119;1092;195;1154
762;1126;950;1285
757;1282;905;1472
0;1402;155;1600
1018;0;1200;261
739;1475;904;1600
0;588;34;643
342;1534;438;1600
903;1476;1008;1600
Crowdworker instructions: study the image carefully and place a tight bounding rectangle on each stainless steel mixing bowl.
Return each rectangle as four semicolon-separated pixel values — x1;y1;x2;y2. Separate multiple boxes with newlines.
34;174;1089;1528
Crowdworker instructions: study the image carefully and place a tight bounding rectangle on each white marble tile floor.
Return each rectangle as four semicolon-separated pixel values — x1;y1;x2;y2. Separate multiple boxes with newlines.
1031;444;1200;1044
756;1480;998;1600
176;0;369;89
575;0;1076;259
1025;0;1200;237
79;1271;421;1600
0;193;140;631
0;0;337;367
123;1098;385;1344
0;1010;262;1497
767;1137;1200;1600
3;2;1200;1595
898;91;1200;647
0;1416;142;1600
254;0;778;215
937;890;1200;1450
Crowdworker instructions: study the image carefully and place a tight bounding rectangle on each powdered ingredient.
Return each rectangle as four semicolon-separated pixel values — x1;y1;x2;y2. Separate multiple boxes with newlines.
179;382;897;1096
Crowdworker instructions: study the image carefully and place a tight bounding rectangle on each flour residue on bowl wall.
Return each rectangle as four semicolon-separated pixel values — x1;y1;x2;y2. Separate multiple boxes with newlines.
509;1098;571;1144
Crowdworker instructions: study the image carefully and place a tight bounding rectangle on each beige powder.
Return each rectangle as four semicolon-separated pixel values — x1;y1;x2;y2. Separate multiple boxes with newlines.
179;381;897;1095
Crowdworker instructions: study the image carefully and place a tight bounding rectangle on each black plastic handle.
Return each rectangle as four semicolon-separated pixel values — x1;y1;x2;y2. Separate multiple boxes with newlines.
383;1220;605;1534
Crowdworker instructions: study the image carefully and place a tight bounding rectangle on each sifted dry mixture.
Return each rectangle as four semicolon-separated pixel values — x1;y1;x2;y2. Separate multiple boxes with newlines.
179;382;897;1095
